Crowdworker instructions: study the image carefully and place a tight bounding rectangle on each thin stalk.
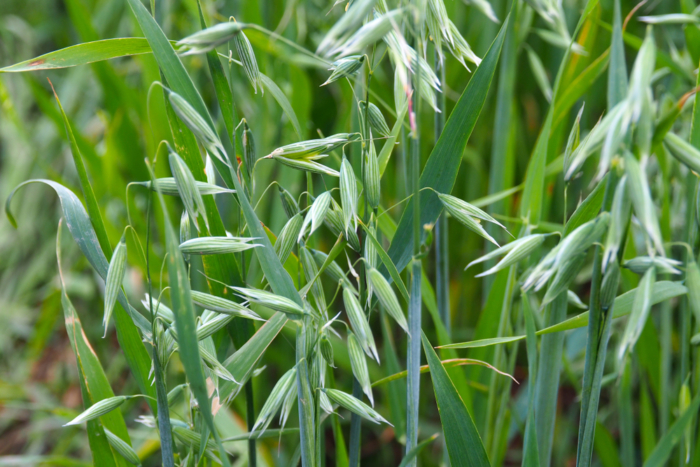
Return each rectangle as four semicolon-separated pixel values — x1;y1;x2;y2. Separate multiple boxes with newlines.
233;103;258;467
575;171;620;467
660;298;672;434
680;176;698;467
315;360;322;467
534;290;568;467
433;48;449;336
619;359;634;467
405;13;423;465
146;192;174;467
244;355;257;466
348;378;363;467
485;265;517;458
433;40;450;467
400;129;409;200
296;321;315;467
682;58;700;465
349;55;373;467
484;0;518;297
494;338;520;466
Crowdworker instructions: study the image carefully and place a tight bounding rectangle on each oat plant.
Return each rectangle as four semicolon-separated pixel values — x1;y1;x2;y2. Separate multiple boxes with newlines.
3;0;700;466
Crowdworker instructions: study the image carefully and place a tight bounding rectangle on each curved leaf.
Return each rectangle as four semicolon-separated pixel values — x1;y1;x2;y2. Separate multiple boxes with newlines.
260;73;303;139
57;226;131;467
440;281;687;349
6;180;155;407
421;332;490;467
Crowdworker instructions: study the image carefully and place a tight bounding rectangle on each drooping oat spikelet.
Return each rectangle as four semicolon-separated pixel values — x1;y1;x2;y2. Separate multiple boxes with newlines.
104;428;142;466
367;268;408;333
299;192;332;243
323;388;391;425
103;233;127;337
190;290;262;320
177;21;245;55
234;30;262;94
339;156;358;235
275;213;303;264
231;287;307;318
64;396;129;426
347;331;374;405
179;237;261;255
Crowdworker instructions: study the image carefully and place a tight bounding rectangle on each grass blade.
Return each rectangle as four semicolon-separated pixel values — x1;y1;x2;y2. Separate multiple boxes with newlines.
522;293;540;467
608;0;628;108
643;393;700;467
553;49;609;126
220;313;288;401
421;332;490;467
57;225;131;467
260;73;303;139
398;434;439;467
0;38;156;72
126;0;213;132
6;180;155;408
534;292;567;467
50;85;111;262
439;281;687;349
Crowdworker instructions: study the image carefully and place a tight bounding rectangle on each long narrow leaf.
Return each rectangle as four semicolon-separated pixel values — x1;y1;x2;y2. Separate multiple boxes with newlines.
6;181;155;407
57;226;131;467
440;281;687;349
421;332;490;467
0;38;157;72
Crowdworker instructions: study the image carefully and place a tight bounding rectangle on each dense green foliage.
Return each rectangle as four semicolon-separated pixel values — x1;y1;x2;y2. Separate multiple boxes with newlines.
2;0;700;466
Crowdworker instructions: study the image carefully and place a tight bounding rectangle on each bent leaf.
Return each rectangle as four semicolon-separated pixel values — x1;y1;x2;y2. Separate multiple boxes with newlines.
7;180;155;407
421;332;490;466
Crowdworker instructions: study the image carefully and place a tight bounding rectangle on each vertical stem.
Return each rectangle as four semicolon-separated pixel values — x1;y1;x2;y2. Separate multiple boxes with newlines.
660;299;672;434
484;0;517;298
315;359;322;467
534;291;567;467
405;17;423;464
231;109;258;467
575;172;619;467
244;380;257;466
296;322;316;467
618;360;634;467
433;42;450;467
683;58;700;466
400;129;409;200
485;265;516;458
348;377;363;467
434;48;449;337
680;175;698;467
307;172;314;199
349;57;373;467
146;192;174;467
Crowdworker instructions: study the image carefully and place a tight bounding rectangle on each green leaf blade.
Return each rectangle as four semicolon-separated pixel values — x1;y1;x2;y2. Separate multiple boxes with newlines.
421;332;490;467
